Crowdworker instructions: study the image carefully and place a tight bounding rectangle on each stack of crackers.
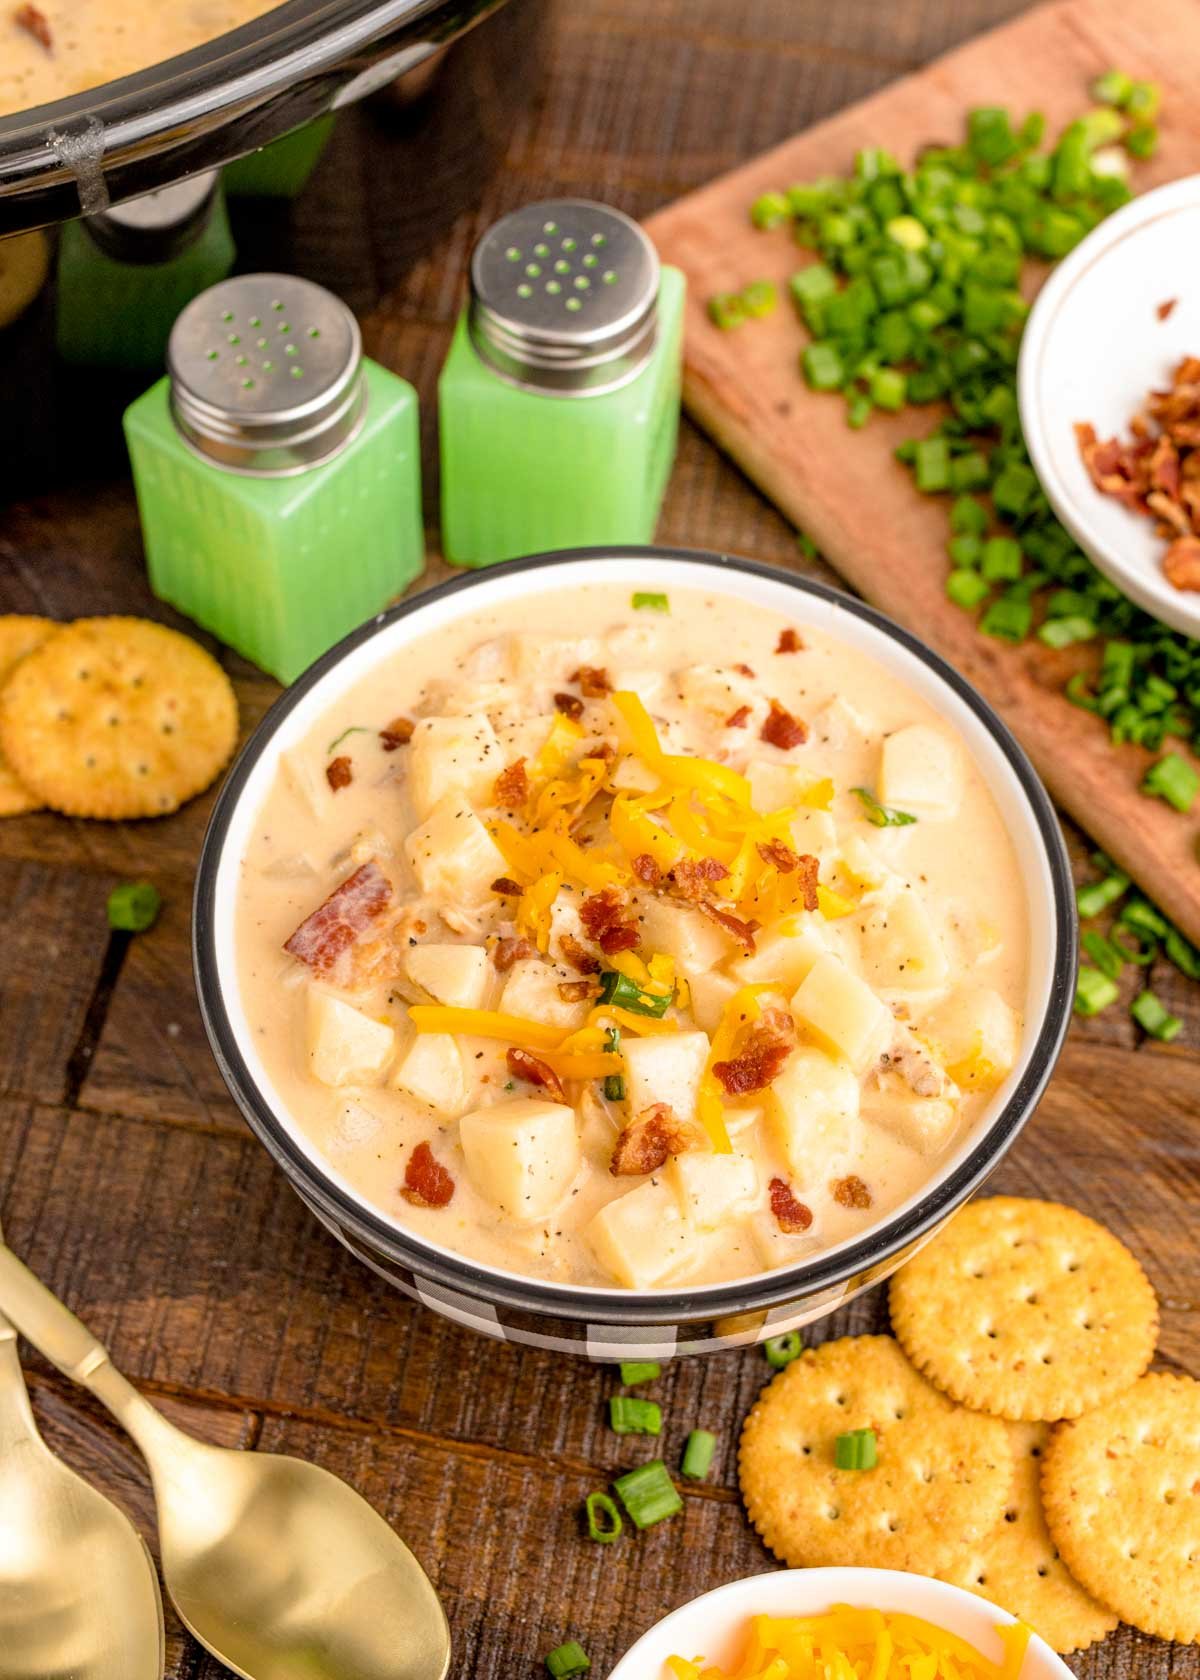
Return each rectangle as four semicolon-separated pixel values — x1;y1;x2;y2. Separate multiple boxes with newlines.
0;616;238;819
740;1196;1199;1654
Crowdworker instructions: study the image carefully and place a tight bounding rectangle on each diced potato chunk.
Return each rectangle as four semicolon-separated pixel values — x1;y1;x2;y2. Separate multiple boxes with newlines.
836;833;895;893
390;1030;468;1114
507;633;602;680
404;795;508;907
585;1180;703;1288
404;943;490;1009
857;887;949;993
787;807;837;858
791;954;890;1073
921;986;1020;1090
766;1045;860;1185
635;894;731;977
810;694;873;751
495;713;560;766
862;1092;959;1155
746;758;830;814
878;724;962;820
407;715;499;821
730;915;830;991
621;1031;711;1123
688;969;740;1034
307;988;395;1087
500;957;590;1029
675;664;759;724
665;1150;758;1231
459;1097;580;1219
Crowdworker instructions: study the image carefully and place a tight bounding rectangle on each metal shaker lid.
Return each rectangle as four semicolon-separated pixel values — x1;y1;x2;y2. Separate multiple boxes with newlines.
468;199;660;397
167;273;367;478
85;171;220;265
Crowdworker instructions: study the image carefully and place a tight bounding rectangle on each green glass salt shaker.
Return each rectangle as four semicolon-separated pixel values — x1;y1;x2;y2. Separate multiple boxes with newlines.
123;272;424;684
56;171;235;368
439;199;685;566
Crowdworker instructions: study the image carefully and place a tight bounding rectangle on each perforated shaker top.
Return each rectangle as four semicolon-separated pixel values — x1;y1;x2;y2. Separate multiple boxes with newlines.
468;200;660;396
167;273;366;477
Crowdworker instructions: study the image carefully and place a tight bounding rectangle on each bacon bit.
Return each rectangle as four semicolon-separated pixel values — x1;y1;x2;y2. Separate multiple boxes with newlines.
733;662;756;678
753;844;819;910
506;1047;566;1102
14;4;51;49
284;859;392;972
401;1141;455;1209
491;876;522;897
756;837;799;873
1164;534;1200;591
557;979;597;1003
725;704;752;729
579;886;640;955
699;900;760;951
832;1174;873;1209
610;1104;707;1176
631;852;661;886
713;1008;795;1095
775;628;804;654
769;1177;813;1233
560;931;601;974
553;691;584;720
1157;298;1178;322
325;755;353;791
570;665;612;697
379;716;415;751
490;935;534;972
760;698;808;750
493;757;530;808
586;741;617;762
670;855;730;901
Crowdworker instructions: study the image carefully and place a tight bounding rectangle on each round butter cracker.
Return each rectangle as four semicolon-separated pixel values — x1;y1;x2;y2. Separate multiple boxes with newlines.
890;1196;1157;1421
0;615;56;815
1041;1373;1200;1644
0;617;238;820
940;1420;1118;1653
739;1334;1012;1576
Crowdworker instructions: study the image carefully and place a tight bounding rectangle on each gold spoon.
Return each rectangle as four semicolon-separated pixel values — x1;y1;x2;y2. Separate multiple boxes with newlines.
0;1288;165;1678
0;1240;451;1680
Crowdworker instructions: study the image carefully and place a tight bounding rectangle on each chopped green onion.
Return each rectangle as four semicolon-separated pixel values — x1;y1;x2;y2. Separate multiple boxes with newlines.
1091;69;1134;107
834;1428;878;1471
764;1331;803;1369
1125;80;1161;120
1081;928;1124;980
1164;925;1200;981
327;725;369;753
609;1396;662;1435
750;190;791;230
1119;895;1169;940
950;494;989;536
603;1027;625;1102
914;437;950;493
1141;753;1199;813
632;592;669;613
741;278;778;318
106;881;162;933
1038;615;1097;648
1110;924;1156;966
584;1491;623;1544
851;786;917;828
1130;989;1182;1042
1076;872;1129;919
1125;122;1158;159
612;1460;683;1529
802;341;845;391
681;1429;717;1481
618;1359;660;1387
707;291;747;330
546;1642;591;1678
1075;965;1120;1016
981;536;1023;582
598;970;673;1017
946;569;990;611
979;594;1033;643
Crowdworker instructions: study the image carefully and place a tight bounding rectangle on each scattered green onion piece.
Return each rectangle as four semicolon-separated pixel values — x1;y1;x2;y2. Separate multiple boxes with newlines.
1125;123;1158;159
1109;924;1156;966
852;786;917;827
612;1460;683;1530
1038;615;1097;648
106;881;162;933
1091;69;1134;107
618;1359;660;1387
981;536;1023;582
1075;965;1120;1016
584;1492;623;1544
834;1428;878;1471
802;341;845;391
950;494;989;536
750;190;791;229
546;1641;591;1678
603;1027;625;1103
1130;989;1182;1042
741;278;778;318
914;437;950;493
979;594;1033;643
870;367;907;411
632;592;668;613
609;1396;662;1436
847;391;873;430
1164;925;1200;981
707;291;747;330
946;569;990;611
1141;753;1199;813
1081;928;1124;981
1076;872;1129;919
681;1429;717;1481
598;969;672;1017
327;725;369;753
764;1331;803;1369
1119;896;1169;940
1125;80;1161;120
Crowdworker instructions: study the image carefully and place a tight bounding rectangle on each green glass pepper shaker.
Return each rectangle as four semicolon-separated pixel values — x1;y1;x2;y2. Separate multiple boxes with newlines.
123;272;424;684
439;199;685;566
56;171;236;368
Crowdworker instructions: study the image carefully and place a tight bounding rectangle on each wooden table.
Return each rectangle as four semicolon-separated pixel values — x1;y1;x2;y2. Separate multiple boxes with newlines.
1;3;1196;1676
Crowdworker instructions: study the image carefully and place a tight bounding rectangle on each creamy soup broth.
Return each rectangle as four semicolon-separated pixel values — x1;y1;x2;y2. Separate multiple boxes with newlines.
236;584;1029;1290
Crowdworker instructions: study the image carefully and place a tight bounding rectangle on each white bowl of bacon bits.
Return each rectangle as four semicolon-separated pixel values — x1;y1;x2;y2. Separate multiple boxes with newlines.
1019;173;1200;638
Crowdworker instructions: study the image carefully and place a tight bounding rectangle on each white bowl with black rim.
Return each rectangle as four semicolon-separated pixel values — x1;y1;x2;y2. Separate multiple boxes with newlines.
193;548;1076;1361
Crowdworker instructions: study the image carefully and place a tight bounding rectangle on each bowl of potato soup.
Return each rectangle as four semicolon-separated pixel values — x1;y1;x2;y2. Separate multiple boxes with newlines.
194;549;1075;1359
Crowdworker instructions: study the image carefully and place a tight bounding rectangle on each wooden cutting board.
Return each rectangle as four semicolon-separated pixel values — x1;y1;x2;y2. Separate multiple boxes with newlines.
647;0;1200;945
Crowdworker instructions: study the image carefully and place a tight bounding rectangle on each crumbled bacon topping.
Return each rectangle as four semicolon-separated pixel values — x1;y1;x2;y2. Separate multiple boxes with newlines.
554;691;584;720
1165;534;1200;592
491;876;522;897
698;900;759;952
14;4;51;49
610;1104;707;1176
507;1047;566;1102
776;628;804;654
713;1008;795;1095
769;1177;813;1233
491;935;534;972
831;1174;873;1209
754;842;819;910
493;757;529;808
669;855;730;901
733;662;756;678
325;755;352;791
760;698;808;750
570;665;612;697
401;1141;455;1209
284;859;392;973
1157;298;1178;322
379;716;415;751
756;837;798;873
579;887;640;954
725;704;752;729
557;979;598;1003
560;931;600;974
631;852;661;886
